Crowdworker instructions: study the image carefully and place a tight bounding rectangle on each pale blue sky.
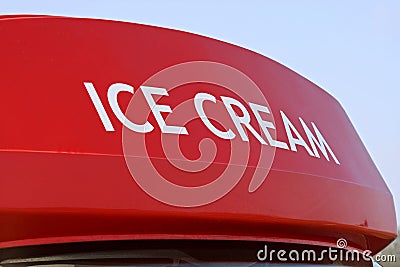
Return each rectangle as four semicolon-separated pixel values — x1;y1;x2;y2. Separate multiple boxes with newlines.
1;1;399;223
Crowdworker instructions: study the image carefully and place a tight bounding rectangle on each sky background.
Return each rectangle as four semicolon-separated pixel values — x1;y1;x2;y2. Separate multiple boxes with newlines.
1;1;399;224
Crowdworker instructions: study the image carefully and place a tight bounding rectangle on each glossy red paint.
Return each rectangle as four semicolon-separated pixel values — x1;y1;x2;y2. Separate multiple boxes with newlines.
0;15;396;253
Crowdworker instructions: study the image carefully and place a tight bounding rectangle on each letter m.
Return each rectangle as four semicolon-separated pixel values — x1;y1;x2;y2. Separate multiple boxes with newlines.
299;118;340;165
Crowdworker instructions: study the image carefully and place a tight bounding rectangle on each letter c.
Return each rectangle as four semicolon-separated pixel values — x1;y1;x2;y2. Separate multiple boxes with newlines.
194;92;235;139
108;83;154;133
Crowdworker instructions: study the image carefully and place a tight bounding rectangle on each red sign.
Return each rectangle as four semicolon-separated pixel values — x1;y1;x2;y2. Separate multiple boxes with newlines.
0;15;396;253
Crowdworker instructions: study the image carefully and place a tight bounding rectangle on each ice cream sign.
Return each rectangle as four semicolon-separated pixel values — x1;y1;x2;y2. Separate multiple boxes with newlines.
83;61;339;207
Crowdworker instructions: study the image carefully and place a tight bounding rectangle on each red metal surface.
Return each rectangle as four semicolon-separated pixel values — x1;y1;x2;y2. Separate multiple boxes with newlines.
0;15;396;253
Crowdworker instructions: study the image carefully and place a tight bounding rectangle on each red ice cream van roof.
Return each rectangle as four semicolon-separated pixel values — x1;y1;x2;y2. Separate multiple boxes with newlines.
0;15;396;254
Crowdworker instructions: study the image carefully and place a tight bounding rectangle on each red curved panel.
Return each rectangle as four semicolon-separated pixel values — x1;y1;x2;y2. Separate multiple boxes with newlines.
0;15;396;253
